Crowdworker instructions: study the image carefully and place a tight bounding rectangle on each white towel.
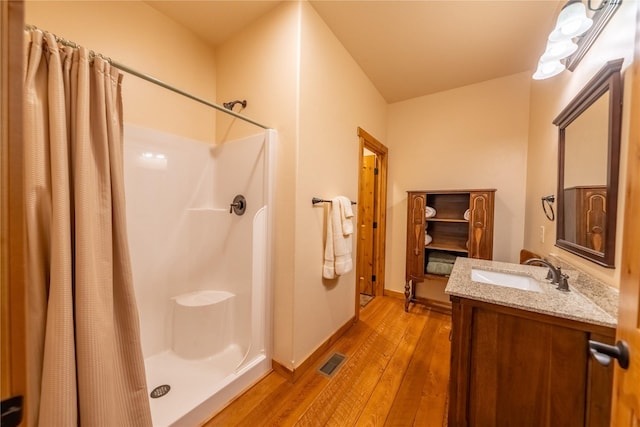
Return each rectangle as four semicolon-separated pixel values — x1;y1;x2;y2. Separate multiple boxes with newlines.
464;209;470;220
425;233;433;245
425;206;437;218
340;196;354;235
323;196;354;279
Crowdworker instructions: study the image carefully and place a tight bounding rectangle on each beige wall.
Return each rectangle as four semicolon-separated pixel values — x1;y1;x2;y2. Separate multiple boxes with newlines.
215;1;300;369
386;72;531;301
25;0;217;143
524;0;637;287
295;1;386;365
216;1;387;369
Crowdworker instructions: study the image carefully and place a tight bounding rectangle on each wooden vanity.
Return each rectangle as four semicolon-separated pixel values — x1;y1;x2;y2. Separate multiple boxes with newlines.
446;258;617;427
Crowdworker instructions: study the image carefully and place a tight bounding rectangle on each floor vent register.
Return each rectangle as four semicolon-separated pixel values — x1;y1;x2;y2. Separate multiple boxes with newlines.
318;352;346;377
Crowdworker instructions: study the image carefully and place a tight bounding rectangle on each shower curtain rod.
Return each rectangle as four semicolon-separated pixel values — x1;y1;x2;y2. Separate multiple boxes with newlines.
26;25;271;130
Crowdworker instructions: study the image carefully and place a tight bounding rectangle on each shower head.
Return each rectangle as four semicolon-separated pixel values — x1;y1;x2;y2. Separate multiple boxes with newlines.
223;100;247;111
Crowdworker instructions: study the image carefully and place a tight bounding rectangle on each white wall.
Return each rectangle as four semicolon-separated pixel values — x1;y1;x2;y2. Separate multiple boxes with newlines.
386;72;531;301
524;0;638;287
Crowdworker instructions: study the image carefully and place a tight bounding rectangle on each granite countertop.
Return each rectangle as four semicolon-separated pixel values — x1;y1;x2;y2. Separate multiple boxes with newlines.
445;257;618;328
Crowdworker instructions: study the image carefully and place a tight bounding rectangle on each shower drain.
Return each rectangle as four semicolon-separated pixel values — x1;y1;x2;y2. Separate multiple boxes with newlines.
150;384;171;399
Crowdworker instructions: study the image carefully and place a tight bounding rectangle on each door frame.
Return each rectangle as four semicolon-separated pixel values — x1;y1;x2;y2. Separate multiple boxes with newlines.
355;127;388;319
1;0;28;422
610;7;640;423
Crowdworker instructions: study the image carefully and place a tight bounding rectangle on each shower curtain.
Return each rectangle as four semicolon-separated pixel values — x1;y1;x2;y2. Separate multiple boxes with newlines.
23;30;152;426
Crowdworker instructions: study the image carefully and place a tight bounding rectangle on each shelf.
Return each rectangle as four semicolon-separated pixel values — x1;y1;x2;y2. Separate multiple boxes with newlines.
424;272;451;281
426;217;468;223
425;242;469;253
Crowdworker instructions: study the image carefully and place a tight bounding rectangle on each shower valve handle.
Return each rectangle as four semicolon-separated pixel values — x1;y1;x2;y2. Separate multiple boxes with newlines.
229;195;247;215
229;202;241;213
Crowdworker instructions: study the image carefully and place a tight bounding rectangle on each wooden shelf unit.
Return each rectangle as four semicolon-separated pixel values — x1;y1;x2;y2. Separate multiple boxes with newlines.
404;189;495;311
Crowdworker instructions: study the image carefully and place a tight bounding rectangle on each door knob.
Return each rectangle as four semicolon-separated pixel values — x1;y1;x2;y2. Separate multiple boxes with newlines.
588;340;630;369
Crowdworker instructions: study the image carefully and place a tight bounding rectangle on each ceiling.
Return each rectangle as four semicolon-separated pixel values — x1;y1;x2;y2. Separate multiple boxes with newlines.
147;0;564;103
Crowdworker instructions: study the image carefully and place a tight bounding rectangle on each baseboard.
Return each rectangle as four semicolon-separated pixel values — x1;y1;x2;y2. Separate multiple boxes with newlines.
383;289;404;300
272;315;356;383
383;289;452;315
413;296;452;315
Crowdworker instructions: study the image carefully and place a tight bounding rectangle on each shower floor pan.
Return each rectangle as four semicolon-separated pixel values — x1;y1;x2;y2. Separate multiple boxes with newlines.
145;344;243;426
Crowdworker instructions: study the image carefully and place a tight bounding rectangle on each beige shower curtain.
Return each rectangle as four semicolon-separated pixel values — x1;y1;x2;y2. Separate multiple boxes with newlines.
23;30;152;426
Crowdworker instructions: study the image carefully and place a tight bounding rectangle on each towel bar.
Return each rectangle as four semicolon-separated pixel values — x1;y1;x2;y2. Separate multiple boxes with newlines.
312;197;356;205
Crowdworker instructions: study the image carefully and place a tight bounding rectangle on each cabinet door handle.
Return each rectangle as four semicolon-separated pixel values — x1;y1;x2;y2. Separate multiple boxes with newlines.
588;340;630;369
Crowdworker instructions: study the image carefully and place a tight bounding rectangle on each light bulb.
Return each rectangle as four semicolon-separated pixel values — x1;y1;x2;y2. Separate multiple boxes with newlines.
542;62;557;74
541;39;578;61
549;1;593;41
533;60;566;80
561;20;582;35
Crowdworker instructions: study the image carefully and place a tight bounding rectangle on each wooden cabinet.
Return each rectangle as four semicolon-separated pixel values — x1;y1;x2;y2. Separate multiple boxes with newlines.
404;189;495;311
449;297;615;427
564;186;607;252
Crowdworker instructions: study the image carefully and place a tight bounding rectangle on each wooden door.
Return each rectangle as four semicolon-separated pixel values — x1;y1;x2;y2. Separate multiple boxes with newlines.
357;154;376;295
405;193;426;282
582;188;607;252
355;128;388;320
610;22;640;426
468;191;495;260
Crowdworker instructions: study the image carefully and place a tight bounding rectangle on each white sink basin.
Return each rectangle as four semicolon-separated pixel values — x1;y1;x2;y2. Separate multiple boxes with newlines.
471;269;543;292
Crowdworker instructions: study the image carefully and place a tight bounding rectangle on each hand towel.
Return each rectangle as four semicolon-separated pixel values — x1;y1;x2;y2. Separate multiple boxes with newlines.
426;261;454;276
425;233;433;245
339;196;354;236
464;209;470;220
428;251;457;264
425;206;437;218
323;196;354;279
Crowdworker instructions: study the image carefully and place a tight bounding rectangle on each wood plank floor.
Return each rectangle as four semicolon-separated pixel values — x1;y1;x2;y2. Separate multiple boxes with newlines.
204;296;451;427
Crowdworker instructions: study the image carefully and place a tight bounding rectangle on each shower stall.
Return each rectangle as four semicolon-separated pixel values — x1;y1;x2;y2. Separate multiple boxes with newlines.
123;125;275;426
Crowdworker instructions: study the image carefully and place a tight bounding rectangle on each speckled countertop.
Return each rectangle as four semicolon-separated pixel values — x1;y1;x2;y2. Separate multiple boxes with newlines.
445;257;618;328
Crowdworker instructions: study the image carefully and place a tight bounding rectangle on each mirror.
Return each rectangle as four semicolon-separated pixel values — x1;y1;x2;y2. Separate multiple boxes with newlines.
553;59;623;268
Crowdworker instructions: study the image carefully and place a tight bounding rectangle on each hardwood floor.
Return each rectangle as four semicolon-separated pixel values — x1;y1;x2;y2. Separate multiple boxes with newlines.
204;296;451;427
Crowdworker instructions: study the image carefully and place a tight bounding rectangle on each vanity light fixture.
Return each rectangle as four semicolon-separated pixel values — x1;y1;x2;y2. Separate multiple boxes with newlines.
533;0;592;80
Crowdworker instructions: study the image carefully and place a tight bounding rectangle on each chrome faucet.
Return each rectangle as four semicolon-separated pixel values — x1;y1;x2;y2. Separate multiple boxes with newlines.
523;258;569;292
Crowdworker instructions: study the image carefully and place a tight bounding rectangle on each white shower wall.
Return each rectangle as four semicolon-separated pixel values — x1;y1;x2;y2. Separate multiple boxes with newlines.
123;124;268;359
123;125;275;425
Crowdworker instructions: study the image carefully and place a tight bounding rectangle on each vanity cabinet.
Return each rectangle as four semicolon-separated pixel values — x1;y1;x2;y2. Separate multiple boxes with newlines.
564;186;607;252
404;189;495;311
449;297;615;427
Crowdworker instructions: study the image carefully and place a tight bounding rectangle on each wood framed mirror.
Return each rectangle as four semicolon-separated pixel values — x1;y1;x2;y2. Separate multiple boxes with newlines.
553;58;623;268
